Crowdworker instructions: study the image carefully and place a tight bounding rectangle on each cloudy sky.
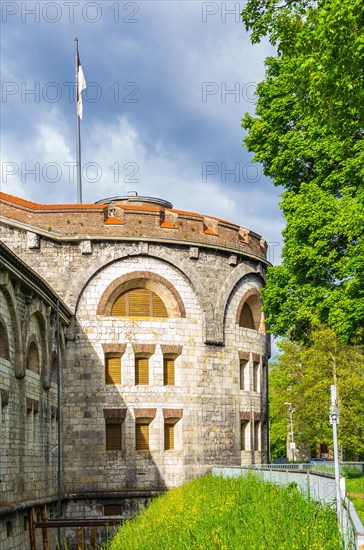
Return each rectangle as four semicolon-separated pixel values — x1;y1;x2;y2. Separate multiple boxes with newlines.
1;0;284;264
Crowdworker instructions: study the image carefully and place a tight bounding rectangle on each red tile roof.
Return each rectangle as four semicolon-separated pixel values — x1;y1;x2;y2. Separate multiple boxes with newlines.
104;217;125;225
160;220;177;229
0;192;104;211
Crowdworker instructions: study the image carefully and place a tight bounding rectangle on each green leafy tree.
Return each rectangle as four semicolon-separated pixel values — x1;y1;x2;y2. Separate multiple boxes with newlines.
241;0;364;343
269;327;364;460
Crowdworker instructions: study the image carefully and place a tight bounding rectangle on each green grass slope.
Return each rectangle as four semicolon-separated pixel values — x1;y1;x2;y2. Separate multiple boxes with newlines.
102;474;343;550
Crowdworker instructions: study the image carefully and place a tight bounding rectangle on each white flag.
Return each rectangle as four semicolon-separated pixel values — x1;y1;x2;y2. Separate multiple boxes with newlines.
77;52;86;119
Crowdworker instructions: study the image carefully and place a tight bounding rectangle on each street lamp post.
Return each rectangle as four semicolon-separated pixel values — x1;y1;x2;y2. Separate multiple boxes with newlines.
284;402;295;462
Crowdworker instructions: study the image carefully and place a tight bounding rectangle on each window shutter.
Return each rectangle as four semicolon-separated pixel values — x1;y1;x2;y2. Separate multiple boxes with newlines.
106;356;121;385
135;357;149;385
163;358;175;386
106;424;121;450
111;288;168;318
164;423;174;450
128;288;150;316
136;423;149;450
111;293;126;317
152;293;167;317
239;303;255;329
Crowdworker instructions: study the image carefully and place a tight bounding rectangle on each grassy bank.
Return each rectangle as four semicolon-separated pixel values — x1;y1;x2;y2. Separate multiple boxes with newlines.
346;477;364;523
102;474;343;550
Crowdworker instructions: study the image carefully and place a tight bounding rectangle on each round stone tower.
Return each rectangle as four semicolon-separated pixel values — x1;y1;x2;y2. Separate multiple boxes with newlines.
0;190;270;527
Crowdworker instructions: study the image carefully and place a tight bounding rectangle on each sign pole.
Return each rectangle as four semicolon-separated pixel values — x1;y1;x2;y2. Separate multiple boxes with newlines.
330;385;342;525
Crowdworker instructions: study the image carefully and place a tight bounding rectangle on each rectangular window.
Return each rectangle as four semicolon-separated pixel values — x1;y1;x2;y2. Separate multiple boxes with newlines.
164;423;175;450
106;423;122;451
104;504;122;516
135;356;149;385
253;362;259;392
240;420;248;451
136;423;149;450
163;357;175;386
105;355;121;385
253;420;260;451
240;360;247;390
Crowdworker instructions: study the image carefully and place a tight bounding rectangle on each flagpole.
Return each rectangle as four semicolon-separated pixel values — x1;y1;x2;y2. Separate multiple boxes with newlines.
75;37;82;204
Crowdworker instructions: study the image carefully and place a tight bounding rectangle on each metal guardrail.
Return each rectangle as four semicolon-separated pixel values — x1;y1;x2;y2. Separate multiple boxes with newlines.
238;462;364;474
212;465;364;550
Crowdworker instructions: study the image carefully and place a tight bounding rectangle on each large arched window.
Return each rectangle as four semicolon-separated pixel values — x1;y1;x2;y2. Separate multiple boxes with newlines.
27;341;40;374
97;272;186;319
111;288;168;318
237;291;264;332
0;321;10;360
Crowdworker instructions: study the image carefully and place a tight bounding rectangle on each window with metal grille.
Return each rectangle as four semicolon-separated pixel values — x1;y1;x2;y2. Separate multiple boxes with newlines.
163;356;175;386
241;420;248;451
135;423;149;451
105;423;122;451
103;504;122;516
253;362;259;392
135;356;149;385
105;355;121;385
239;360;248;390
164;423;175;450
0;322;10;360
27;341;39;374
111;288;167;318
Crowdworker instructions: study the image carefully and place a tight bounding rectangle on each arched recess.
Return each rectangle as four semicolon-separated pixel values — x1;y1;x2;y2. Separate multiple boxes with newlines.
97;271;186;319
74;252;204;320
50;350;58;382
236;288;265;332
26;306;48;384
26;337;40;374
209;265;265;345
0;317;10;360
0;274;23;377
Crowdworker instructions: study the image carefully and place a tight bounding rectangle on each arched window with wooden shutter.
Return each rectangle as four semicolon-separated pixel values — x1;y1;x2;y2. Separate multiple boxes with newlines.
27;341;39;374
135;356;149;385
0;321;10;361
105;355;121;385
111;288;167;319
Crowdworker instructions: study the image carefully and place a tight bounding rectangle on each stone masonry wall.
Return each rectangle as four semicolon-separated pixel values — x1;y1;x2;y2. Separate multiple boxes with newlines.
0;196;270;548
0;261;68;550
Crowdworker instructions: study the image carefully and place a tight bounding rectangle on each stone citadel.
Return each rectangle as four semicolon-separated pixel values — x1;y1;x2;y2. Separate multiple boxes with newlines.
0;191;270;548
